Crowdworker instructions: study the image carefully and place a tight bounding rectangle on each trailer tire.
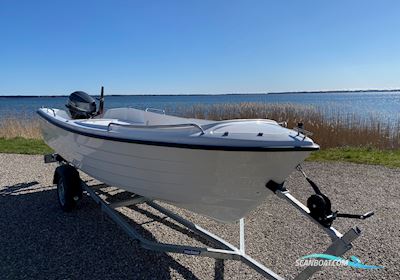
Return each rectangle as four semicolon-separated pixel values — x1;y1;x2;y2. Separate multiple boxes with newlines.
54;165;82;212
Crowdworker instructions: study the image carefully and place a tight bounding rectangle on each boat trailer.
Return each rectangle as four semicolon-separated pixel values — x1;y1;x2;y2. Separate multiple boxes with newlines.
45;153;373;280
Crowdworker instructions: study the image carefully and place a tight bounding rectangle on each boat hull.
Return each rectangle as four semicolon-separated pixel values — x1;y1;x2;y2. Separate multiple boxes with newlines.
40;118;311;222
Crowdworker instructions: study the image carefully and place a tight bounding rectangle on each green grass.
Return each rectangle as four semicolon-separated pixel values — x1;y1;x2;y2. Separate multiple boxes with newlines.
0;138;399;168
0;137;53;155
308;147;400;168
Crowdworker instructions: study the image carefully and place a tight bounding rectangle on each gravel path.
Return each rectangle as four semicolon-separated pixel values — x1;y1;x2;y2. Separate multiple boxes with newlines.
0;154;398;280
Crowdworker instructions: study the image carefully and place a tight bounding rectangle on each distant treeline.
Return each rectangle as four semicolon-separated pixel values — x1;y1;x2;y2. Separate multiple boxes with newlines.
268;89;400;94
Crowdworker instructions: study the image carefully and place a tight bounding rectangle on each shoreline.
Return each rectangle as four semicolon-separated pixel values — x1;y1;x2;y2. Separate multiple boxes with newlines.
1;102;400;150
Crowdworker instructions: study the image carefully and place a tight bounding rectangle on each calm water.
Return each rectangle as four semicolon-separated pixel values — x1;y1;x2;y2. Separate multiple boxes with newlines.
1;92;400;123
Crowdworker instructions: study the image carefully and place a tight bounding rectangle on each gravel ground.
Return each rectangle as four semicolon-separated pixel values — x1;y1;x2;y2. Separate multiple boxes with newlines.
0;153;398;280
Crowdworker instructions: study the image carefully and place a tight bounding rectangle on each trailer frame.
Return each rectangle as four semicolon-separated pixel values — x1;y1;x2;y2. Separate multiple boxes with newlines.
47;155;362;280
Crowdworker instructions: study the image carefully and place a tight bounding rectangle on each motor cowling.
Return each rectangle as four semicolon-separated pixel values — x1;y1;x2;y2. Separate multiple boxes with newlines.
66;91;97;119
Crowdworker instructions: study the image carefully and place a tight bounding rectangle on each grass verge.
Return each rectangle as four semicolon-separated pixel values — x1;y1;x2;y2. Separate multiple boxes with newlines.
0;137;399;169
308;147;400;168
0;137;53;155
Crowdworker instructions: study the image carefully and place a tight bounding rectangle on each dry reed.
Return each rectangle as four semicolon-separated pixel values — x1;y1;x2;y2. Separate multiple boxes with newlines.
171;103;400;150
0;118;42;139
1;103;399;149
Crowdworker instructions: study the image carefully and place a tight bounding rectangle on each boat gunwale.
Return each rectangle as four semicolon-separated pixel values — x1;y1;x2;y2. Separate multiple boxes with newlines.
37;109;320;152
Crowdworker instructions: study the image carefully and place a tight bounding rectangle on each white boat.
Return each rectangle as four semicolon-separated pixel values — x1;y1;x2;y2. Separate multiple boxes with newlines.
37;92;319;222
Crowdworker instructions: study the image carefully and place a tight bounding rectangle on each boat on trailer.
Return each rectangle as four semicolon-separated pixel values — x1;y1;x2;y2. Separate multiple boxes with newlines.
38;89;374;279
37;90;319;222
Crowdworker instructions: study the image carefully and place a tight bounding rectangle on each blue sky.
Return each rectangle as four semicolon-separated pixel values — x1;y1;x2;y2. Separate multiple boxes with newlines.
1;0;399;95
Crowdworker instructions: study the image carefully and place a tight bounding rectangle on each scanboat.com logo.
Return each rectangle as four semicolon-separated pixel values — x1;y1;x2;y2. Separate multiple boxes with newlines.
296;254;383;269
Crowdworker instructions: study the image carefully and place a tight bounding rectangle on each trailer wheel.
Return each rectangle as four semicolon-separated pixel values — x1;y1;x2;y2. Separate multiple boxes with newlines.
54;165;82;212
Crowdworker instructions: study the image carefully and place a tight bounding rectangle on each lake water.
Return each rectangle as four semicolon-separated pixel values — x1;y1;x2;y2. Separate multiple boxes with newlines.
1;92;400;123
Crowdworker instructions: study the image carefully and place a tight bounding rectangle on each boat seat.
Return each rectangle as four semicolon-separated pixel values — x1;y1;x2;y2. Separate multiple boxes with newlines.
104;108;145;124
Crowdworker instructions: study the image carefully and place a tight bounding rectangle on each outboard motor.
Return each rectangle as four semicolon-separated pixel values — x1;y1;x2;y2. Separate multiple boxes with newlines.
66;91;97;119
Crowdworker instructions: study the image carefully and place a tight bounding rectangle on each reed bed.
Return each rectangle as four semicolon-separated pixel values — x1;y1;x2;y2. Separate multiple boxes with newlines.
171;103;400;149
1;103;399;149
0;118;42;139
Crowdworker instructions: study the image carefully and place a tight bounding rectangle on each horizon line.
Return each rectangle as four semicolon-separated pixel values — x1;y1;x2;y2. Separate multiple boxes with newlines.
1;88;400;97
